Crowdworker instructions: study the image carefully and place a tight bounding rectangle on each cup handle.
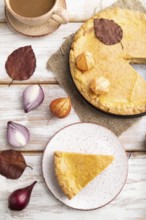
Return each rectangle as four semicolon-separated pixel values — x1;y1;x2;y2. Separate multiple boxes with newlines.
51;7;69;24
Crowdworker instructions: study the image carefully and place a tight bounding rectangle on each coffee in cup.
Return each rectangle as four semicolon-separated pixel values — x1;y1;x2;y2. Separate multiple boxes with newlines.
5;0;69;26
9;0;56;18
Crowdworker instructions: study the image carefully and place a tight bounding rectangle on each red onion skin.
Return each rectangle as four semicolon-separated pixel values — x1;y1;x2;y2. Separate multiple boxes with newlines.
23;85;45;113
8;181;37;211
7;121;30;148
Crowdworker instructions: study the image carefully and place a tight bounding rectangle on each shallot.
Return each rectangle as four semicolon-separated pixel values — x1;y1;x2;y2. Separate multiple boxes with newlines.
8;181;37;211
7;121;30;148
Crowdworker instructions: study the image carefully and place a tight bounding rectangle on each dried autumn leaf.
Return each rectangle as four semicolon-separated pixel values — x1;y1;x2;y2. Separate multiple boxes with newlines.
94;18;123;45
5;46;36;84
0;150;29;179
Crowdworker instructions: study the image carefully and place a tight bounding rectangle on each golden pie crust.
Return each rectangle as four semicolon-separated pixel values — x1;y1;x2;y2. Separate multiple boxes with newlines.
70;8;146;115
54;151;114;199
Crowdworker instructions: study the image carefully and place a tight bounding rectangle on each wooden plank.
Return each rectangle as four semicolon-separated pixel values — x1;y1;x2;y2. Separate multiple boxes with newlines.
0;3;146;84
0;22;82;84
0;84;145;152
0;0;119;23
1;0;146;23
0;0;5;22
119;116;146;152
0;84;79;151
0;152;146;219
0;27;145;88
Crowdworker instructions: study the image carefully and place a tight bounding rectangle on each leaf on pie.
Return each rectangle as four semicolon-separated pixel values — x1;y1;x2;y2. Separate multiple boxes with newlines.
5;46;36;83
94;18;123;45
0;150;28;179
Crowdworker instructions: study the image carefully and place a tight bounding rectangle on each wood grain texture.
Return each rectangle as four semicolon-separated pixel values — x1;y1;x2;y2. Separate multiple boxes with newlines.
0;2;146;84
0;152;146;220
119;117;146;152
1;0;146;23
0;0;5;22
0;0;118;23
0;85;79;151
0;22;82;84
0;1;146;218
0;25;146;84
0;85;145;152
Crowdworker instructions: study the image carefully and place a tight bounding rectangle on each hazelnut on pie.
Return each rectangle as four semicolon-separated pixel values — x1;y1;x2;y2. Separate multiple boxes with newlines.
70;8;146;115
54;151;114;199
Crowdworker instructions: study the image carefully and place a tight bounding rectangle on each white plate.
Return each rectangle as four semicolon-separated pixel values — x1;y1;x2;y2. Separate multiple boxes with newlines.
42;123;128;210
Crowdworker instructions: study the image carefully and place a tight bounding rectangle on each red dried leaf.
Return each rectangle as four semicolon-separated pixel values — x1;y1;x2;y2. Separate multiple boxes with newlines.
94;18;123;45
0;150;28;179
5;46;36;82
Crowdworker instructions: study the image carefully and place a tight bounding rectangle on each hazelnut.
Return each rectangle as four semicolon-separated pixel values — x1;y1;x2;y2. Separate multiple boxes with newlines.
50;97;71;118
90;76;110;95
75;52;95;71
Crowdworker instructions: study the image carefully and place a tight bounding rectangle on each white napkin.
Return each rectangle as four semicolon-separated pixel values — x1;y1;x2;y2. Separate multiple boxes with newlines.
66;0;117;21
66;0;146;21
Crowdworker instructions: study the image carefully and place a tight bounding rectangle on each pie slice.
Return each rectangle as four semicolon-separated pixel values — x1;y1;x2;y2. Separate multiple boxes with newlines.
54;151;114;199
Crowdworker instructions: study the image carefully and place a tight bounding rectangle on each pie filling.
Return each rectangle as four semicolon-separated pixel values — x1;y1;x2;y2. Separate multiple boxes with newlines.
54;151;114;199
70;8;146;115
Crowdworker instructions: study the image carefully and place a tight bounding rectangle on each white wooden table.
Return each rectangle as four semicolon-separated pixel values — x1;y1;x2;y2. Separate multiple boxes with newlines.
0;1;146;219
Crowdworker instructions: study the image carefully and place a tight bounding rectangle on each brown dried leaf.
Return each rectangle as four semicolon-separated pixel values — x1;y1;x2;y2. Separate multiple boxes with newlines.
5;46;36;83
0;150;28;179
94;18;123;45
